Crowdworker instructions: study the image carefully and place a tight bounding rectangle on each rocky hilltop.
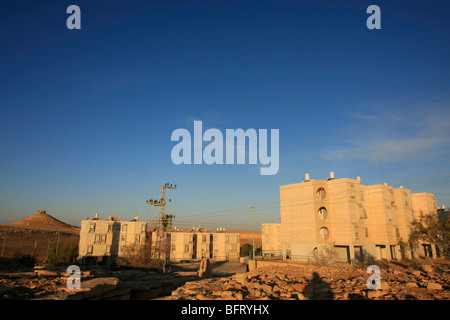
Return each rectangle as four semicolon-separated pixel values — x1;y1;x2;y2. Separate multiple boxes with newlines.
3;210;79;235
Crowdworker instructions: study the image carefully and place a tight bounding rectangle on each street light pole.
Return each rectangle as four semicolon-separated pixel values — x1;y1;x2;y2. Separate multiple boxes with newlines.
54;232;60;271
249;206;256;270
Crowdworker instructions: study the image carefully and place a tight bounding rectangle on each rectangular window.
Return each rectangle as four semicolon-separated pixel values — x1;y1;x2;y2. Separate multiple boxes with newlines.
184;245;189;253
395;227;400;238
172;245;176;251
107;224;113;233
95;234;106;243
202;235;206;243
386;208;393;221
350;184;355;199
87;246;93;254
226;235;230;242
122;224;128;231
365;227;369;238
360;208;367;219
89;223;95;233
106;246;111;254
353;226;359;240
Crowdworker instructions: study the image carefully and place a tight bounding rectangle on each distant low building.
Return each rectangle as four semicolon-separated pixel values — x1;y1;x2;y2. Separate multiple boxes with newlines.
77;215;147;265
153;227;240;263
78;216;240;265
262;172;442;264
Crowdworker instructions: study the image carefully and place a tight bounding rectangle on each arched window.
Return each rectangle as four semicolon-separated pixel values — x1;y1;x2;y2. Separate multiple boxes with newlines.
318;207;328;220
319;227;329;240
316;187;326;200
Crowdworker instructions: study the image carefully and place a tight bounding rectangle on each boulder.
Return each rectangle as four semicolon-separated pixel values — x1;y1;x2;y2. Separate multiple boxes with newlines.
79;277;120;299
405;282;418;289
427;282;443;290
197;258;212;279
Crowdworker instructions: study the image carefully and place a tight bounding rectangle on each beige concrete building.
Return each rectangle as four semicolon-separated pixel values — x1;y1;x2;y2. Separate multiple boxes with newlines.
78;215;147;265
262;223;281;257
159;228;240;262
262;172;440;264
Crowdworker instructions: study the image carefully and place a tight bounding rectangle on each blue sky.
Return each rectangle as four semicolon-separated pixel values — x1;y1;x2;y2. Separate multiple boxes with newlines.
1;0;449;229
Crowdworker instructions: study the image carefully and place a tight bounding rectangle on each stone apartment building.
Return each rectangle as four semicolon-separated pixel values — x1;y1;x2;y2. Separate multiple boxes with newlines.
78;215;147;265
78;216;241;265
153;228;240;262
262;172;441;264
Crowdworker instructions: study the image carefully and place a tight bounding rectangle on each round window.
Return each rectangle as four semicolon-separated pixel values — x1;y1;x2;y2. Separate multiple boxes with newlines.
316;187;326;200
319;227;329;240
318;207;328;220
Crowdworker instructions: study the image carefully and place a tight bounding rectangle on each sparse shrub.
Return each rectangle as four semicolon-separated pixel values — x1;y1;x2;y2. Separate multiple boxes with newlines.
13;252;35;267
46;237;79;266
123;243;152;268
409;214;450;258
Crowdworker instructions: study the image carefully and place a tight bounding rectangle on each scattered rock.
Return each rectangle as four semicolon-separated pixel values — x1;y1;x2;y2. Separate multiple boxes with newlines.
197;258;212;279
406;282;419;289
427;282;443;290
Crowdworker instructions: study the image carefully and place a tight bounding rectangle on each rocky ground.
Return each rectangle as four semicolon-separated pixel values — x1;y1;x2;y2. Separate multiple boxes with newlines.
164;260;450;300
0;259;448;300
0;265;199;300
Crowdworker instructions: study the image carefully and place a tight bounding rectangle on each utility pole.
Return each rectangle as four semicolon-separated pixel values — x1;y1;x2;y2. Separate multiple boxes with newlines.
33;241;37;264
146;183;177;269
53;232;60;271
118;193;121;216
46;239;51;262
249;206;256;270
1;238;5;258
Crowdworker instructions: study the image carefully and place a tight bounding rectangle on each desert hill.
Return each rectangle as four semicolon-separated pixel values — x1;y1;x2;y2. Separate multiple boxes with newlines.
4;210;79;235
227;229;262;248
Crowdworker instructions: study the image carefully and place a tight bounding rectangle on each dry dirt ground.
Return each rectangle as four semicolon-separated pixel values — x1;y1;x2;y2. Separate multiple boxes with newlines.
163;259;450;300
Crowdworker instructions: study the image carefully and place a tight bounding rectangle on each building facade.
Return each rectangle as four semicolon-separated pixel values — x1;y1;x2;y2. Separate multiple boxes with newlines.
157;228;240;262
262;172;441;263
78;216;147;264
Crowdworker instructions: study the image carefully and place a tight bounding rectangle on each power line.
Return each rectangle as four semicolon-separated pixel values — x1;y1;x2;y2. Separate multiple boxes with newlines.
65;92;450;225
174;174;447;221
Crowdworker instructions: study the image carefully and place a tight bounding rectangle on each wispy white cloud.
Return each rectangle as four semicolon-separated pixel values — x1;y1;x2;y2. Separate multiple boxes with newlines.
319;109;450;163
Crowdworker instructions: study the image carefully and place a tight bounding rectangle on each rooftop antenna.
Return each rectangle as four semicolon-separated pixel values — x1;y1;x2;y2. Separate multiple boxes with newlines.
118;193;121;216
375;152;381;184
